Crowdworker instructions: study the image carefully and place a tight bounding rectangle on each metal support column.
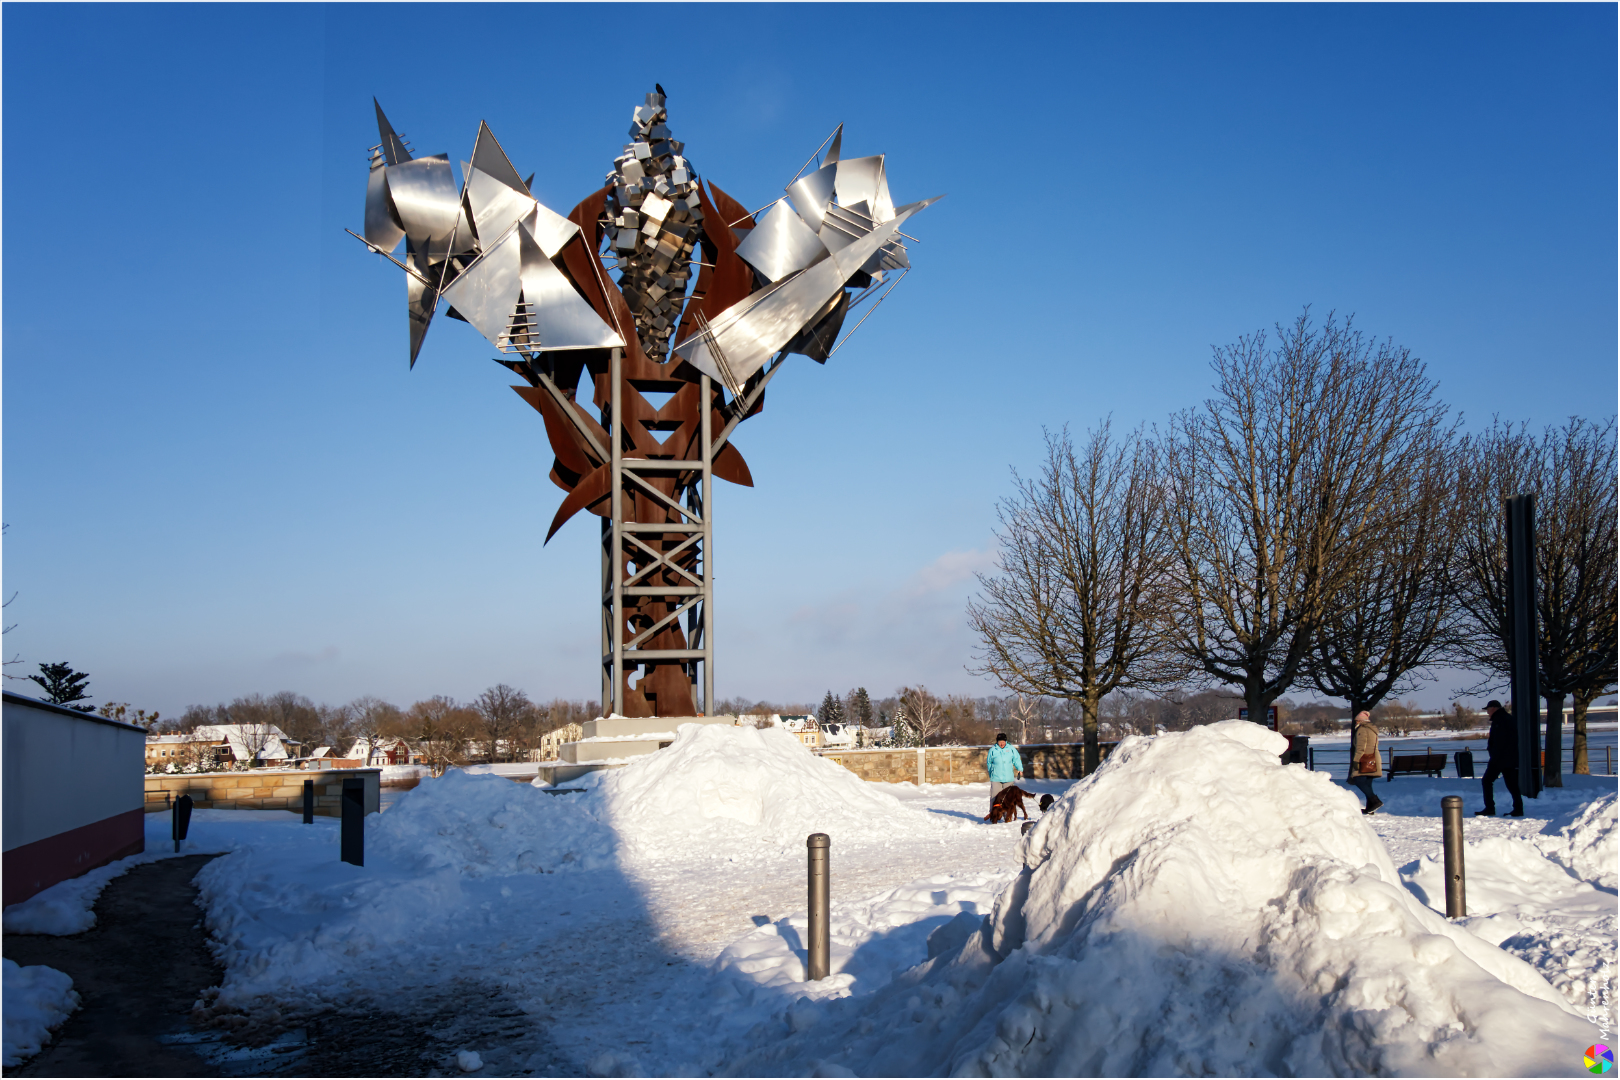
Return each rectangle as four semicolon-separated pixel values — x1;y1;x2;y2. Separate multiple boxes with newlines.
700;372;714;715
610;347;624;718
600;355;715;719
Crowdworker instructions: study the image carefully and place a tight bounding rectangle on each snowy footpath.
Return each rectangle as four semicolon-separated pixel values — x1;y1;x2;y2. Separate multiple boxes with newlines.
4;723;1613;1076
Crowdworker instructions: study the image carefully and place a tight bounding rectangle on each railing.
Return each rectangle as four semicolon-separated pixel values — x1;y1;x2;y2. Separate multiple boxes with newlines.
1306;743;1617;778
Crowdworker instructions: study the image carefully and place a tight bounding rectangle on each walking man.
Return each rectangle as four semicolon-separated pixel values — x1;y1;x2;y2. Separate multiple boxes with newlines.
987;732;1023;812
1477;699;1525;817
1348;711;1384;815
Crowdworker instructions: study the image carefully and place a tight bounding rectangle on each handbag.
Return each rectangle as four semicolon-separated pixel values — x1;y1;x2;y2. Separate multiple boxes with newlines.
1357;752;1379;774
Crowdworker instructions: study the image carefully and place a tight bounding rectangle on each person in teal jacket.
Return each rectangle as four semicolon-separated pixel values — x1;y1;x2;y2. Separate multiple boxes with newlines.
986;733;1024;813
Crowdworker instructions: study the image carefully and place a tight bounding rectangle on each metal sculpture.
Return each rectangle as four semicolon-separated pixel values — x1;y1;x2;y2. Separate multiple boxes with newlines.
351;89;940;718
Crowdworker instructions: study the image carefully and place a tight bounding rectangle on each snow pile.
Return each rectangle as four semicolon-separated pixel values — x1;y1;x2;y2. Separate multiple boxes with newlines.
731;721;1591;1077
711;871;1008;1001
370;769;617;876
584;723;953;849
1547;789;1617;889
4;849;175;935
2;959;79;1066
1402;823;1618;1016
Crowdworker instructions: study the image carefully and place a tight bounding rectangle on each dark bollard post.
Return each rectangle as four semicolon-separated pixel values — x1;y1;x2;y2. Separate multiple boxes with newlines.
340;778;364;867
1441;796;1466;918
302;779;315;824
806;833;830;981
172;794;193;854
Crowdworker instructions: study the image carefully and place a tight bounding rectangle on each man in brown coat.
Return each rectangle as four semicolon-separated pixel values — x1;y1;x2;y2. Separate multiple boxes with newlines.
1348;711;1384;815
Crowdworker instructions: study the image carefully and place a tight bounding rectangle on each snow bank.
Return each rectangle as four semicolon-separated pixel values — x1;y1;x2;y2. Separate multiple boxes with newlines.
1400;803;1618;1018
3;846;184;935
711;871;1008;1001
584;723;954;850
197;770;624;1008
2;959;79;1066
371;768;617;876
1549;789;1617;889
732;721;1593;1077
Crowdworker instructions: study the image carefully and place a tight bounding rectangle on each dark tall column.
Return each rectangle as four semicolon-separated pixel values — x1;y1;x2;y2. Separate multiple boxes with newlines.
1505;494;1541;799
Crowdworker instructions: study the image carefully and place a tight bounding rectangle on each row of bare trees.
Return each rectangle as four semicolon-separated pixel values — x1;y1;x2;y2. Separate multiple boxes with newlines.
172;688;597;773
969;310;1617;777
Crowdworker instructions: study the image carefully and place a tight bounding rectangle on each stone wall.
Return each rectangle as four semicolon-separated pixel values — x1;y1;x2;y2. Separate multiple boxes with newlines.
818;742;1115;785
144;768;381;817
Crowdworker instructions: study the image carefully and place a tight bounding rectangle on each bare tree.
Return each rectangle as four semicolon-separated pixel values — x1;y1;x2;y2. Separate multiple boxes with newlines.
969;422;1180;774
1010;694;1041;744
1305;420;1465;713
346;695;404;765
408;696;476;776
1456;417;1619;780
1165;310;1446;727
897;686;949;746
475;684;532;763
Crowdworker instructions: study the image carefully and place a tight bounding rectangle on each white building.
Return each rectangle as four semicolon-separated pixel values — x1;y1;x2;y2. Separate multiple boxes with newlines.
189;724;298;765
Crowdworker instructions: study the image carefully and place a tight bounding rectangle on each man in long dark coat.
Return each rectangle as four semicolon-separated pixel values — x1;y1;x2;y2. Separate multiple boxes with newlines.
1477;699;1525;817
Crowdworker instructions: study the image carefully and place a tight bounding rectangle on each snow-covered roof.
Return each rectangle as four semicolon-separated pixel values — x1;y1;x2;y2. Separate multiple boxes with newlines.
191;724;292;760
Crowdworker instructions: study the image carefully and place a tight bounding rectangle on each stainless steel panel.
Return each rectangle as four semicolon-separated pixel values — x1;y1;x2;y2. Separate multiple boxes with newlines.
518;224;624;350
364;166;405;252
834;155;894;222
734;200;828;282
470;120;529;193
385;155;461;248
785;163;837;232
440;224;523;347
823;123;843;166
373;99;412;166
405;248;436;366
677;207;919;384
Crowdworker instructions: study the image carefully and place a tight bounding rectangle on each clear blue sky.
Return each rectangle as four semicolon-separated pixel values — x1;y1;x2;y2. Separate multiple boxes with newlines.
3;4;1614;716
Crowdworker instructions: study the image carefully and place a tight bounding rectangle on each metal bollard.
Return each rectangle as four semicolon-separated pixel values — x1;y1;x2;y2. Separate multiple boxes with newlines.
1441;796;1466;918
806;833;830;981
302;779;315;824
340;778;365;867
172;794;193;854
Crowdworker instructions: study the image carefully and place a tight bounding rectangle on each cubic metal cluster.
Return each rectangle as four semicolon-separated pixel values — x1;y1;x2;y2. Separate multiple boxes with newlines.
352;88;940;717
605;89;702;364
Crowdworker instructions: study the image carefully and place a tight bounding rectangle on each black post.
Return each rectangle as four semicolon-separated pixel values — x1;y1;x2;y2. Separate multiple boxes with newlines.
340;778;364;866
1505;494;1542;799
172;794;193;854
302;779;315;824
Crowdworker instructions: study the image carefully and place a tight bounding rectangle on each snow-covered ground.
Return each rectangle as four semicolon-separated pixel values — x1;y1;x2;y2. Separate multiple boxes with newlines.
5;723;1614;1076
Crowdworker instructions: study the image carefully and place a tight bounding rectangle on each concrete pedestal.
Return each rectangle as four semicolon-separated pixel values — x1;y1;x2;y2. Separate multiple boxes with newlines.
547;715;738;782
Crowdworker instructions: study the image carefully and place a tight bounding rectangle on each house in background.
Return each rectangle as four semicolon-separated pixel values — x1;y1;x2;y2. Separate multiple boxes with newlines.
344;737;415;766
189;723;300;766
4;691;147;905
777;715;820;748
536;723;584;762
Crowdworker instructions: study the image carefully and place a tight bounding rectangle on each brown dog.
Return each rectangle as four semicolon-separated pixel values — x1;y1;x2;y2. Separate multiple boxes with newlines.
984;785;1033;824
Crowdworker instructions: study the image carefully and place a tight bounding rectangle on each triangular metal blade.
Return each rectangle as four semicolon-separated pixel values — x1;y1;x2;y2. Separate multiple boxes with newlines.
518;224;625;351
470;121;529;195
374;99;412;166
824;124;843;166
786;162;837;233
440;225;524;348
405;244;437;367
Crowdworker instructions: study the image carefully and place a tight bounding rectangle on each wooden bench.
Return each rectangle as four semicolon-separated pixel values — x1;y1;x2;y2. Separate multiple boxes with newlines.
1387;753;1446;780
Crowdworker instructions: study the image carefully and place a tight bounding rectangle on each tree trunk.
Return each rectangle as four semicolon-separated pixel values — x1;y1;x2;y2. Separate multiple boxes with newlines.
1245;689;1275;729
1082;692;1101;777
1572;690;1592;775
1542;691;1565;787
